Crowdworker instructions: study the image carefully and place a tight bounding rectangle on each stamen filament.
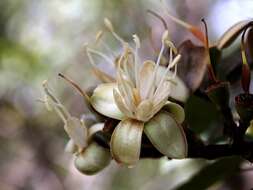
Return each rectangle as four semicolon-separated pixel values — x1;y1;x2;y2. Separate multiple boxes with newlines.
147;9;168;29
87;48;113;64
133;34;141;89
145;38;166;99
95;30;117;57
42;80;70;123
161;0;191;29
117;68;135;112
154;54;181;98
161;0;205;43
104;18;126;47
58;73;90;102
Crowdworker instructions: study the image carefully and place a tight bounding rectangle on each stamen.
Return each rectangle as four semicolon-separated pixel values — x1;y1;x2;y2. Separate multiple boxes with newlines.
161;0;191;29
154;54;181;98
42;80;70;123
36;95;52;111
164;40;178;54
95;30;104;44
95;30;117;57
117;66;135;112
173;61;178;78
104;18;114;32
58;73;90;102
161;0;205;43
104;18;126;46
86;46;97;68
145;30;168;99
147;9;168;29
87;47;113;65
133;34;141;89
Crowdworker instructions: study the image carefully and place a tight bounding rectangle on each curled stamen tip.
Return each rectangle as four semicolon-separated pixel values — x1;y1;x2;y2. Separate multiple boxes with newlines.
162;30;170;42
133;34;141;48
104;18;114;32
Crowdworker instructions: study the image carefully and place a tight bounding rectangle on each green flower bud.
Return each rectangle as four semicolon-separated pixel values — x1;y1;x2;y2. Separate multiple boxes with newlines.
74;142;111;175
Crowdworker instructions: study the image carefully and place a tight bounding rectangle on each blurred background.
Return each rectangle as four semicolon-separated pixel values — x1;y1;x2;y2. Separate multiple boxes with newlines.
1;0;253;189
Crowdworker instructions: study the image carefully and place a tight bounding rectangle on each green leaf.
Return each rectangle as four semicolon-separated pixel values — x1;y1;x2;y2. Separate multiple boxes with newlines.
175;157;242;190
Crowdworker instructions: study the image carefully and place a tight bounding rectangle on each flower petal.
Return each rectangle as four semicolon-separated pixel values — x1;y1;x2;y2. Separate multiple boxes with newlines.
113;89;134;117
163;101;185;124
144;111;187;159
74;142;111;175
90;83;125;120
110;119;144;166
139;61;155;99
136;99;153;122
64;117;88;149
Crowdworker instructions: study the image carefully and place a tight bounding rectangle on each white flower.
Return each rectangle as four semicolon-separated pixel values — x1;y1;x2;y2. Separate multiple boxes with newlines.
88;19;189;166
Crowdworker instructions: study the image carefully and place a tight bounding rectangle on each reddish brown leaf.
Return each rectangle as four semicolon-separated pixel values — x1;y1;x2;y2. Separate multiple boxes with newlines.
177;40;208;92
247;27;253;60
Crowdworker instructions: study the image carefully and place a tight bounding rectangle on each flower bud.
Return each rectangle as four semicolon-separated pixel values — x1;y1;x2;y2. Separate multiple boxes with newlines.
74;142;111;175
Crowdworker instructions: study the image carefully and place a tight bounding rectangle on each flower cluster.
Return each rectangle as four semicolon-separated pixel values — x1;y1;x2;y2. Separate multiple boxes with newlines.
42;17;189;174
